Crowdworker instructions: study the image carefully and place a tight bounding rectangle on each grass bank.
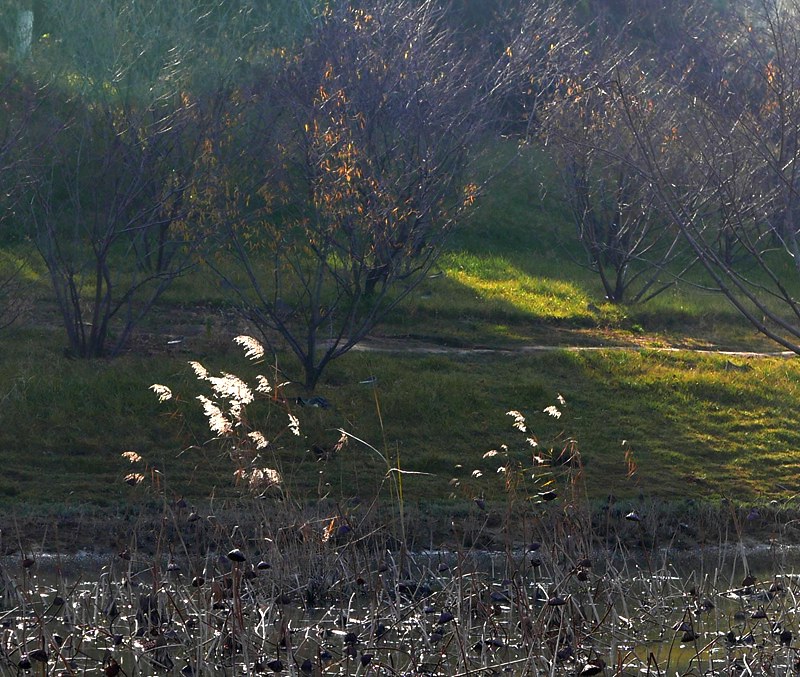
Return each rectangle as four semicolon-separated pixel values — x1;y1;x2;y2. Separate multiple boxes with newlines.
1;321;797;510
1;146;798;543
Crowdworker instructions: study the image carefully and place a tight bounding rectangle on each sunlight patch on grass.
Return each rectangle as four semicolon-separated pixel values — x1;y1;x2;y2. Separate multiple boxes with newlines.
0;247;43;282
443;252;594;322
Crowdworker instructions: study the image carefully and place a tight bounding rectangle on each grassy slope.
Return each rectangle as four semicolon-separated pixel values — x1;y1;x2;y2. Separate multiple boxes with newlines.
1;146;799;515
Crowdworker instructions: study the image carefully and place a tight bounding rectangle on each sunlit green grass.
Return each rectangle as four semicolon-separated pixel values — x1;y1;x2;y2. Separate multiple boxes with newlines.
369;143;777;351
2;142;799;519
2;320;799;511
443;252;599;322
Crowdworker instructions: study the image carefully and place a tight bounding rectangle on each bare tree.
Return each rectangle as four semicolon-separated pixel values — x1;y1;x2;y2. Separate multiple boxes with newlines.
24;0;244;357
545;56;691;303
31;89;214;357
0;60;37;329
612;0;800;350
22;0;294;358
207;0;577;390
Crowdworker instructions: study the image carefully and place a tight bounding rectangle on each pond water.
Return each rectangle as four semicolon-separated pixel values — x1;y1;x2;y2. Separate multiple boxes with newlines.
0;541;798;675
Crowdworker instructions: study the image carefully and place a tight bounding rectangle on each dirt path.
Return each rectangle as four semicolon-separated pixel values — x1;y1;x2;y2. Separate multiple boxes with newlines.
348;335;796;359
